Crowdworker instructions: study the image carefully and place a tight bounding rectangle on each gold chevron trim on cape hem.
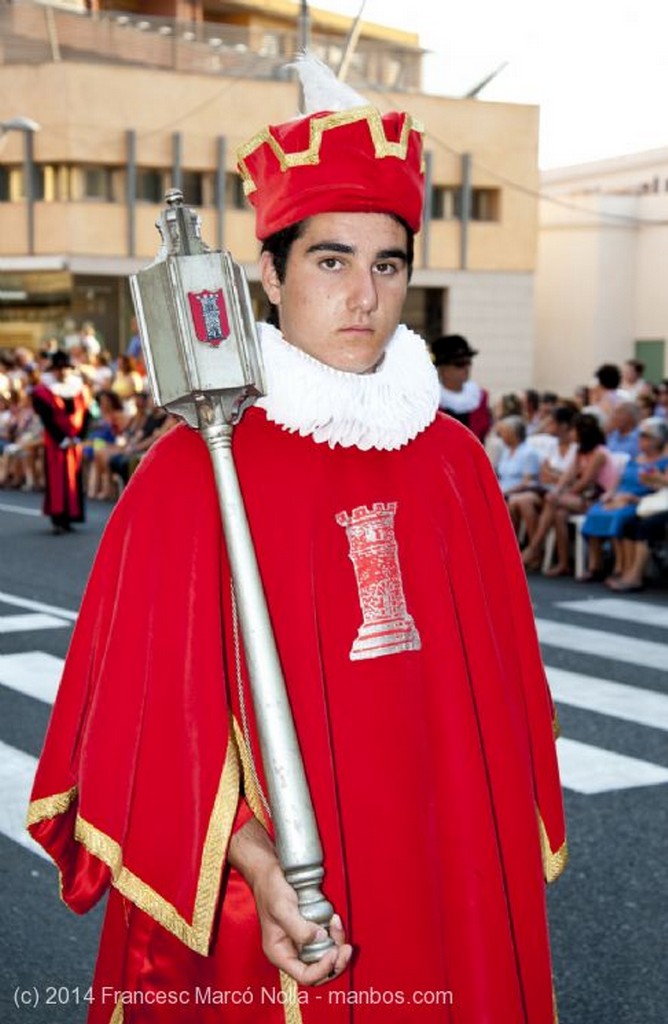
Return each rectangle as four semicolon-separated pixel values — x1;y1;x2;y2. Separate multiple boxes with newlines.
552;709;561;740
28;726;241;956
232;715;269;829
109;999;124;1024
280;971;304;1024
232;720;303;1023
26;786;78;826
237;106;425;197
537;810;569;884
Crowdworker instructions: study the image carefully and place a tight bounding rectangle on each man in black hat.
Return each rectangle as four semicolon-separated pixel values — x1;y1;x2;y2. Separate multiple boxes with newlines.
430;333;491;443
31;351;90;534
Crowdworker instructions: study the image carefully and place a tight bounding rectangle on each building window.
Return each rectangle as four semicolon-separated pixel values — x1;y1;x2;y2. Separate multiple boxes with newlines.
81;166;115;201
34;165;66;202
55;166;72;201
0;166;10;202
432;186;462;220
136;168;164;203
181;170;204;206
2;164;46;201
471;188;500;221
431;185;500;222
224;172;247;210
32;165;45;200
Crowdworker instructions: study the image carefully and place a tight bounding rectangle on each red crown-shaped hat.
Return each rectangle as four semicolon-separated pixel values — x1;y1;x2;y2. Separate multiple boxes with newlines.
237;105;425;240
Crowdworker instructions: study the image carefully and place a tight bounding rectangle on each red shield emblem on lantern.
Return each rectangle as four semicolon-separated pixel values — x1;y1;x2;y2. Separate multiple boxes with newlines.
188;289;230;347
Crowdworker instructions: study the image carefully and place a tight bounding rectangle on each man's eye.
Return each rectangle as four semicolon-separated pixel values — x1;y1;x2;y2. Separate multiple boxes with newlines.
374;262;399;275
319;257;343;270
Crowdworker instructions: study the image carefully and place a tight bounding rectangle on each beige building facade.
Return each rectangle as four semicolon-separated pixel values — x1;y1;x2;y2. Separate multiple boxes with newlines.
1;0;541;395
536;149;668;395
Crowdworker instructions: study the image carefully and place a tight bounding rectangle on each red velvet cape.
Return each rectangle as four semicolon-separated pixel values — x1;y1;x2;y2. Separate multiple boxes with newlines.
28;409;567;1024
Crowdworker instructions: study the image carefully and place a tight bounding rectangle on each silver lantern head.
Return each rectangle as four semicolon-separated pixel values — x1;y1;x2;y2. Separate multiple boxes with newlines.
129;188;265;427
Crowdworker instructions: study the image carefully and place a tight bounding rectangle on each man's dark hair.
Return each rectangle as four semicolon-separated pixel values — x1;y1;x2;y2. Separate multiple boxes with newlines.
574;411;606;452
261;214;415;327
626;358;645;375
595;363;621;390
261;220;308;288
540;391;559;405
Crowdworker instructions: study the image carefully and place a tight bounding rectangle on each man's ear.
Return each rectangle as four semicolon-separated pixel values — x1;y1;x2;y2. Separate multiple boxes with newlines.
260;251;281;306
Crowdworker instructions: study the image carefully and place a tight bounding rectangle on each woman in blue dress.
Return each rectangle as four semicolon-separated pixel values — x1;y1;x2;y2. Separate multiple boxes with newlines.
581;417;668;580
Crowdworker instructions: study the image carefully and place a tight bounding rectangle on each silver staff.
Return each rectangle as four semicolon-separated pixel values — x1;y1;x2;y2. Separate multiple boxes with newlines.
130;189;334;963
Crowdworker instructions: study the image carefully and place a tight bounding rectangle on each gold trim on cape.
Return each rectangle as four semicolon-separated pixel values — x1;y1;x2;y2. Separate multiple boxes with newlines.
26;786;77;826
280;971;304;1024
237;106;425;197
109;1000;124;1024
232;716;269;828
28;726;241;956
552;708;561;740
537;810;569;884
232;720;303;1024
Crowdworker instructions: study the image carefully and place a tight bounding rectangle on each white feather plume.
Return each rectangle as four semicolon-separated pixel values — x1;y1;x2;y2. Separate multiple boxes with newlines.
291;51;368;113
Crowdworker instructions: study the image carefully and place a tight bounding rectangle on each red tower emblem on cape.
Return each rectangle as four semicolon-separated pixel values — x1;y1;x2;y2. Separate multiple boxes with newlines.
188;289;230;347
336;502;421;661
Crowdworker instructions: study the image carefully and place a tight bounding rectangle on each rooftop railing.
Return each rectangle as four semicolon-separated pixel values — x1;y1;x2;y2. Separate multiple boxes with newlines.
0;0;422;91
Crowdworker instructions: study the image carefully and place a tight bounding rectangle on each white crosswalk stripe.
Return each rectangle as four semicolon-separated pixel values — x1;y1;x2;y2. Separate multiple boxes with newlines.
0;652;64;704
0;740;49;860
0;502;41;517
546;667;668;732
536;618;668;672
556;597;668;630
555;738;668;794
0;590;78;622
0;613;70;634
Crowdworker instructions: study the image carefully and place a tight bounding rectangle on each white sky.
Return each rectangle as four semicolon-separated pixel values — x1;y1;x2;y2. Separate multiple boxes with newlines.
317;0;668;168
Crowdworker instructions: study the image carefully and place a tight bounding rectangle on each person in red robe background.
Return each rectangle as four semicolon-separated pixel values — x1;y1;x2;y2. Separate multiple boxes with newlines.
32;349;90;534
430;334;492;444
27;56;567;1023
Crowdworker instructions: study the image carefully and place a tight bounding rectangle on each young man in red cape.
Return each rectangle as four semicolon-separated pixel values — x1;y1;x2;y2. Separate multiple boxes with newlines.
28;58;567;1023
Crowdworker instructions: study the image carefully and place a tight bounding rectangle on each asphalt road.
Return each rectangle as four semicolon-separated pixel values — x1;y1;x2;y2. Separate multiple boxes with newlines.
1;488;667;1023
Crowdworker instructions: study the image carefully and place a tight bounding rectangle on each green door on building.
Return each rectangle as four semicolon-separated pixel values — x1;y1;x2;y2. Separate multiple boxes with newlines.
635;339;666;384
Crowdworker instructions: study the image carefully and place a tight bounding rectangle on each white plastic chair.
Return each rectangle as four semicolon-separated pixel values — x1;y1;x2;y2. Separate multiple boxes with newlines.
542;516;587;577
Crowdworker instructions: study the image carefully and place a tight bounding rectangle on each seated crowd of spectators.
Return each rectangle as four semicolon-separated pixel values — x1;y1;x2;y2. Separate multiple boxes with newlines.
3;334;668;593
0;326;176;501
487;361;668;592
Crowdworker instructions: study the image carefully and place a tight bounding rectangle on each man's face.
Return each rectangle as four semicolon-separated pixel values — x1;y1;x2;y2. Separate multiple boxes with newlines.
260;212;410;374
437;360;471;387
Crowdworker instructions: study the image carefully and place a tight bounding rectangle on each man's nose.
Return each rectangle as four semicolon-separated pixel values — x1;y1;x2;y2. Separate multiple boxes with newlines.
348;270;378;313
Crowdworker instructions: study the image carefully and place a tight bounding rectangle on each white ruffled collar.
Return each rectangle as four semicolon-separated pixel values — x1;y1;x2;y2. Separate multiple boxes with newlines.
438;379;481;414
46;375;85;400
255;321;439;450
